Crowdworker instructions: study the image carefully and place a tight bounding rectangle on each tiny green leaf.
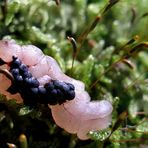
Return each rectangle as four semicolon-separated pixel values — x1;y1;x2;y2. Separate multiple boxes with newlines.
88;128;111;141
5;0;20;26
136;119;148;133
19;106;33;116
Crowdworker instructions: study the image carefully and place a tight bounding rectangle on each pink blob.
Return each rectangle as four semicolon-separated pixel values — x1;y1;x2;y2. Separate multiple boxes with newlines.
0;40;113;140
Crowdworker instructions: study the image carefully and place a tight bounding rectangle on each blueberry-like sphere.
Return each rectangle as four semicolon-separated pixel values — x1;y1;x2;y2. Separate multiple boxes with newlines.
22;71;32;78
30;87;39;94
38;87;46;95
15;75;23;82
51;89;58;96
67;83;75;90
66;90;75;100
19;64;28;73
10;68;19;77
24;77;32;85
44;81;54;91
31;78;40;87
53;80;63;88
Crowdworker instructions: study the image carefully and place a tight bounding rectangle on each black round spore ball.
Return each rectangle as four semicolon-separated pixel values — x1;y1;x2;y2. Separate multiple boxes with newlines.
38;87;47;95
56;89;64;99
22;71;32;78
44;81;54;91
66;90;75;100
10;68;19;77
67;83;75;90
53;80;63;88
24;77;32;85
51;89;58;96
30;87;39;94
15;75;23;82
60;83;70;93
31;78;40;87
19;64;28;73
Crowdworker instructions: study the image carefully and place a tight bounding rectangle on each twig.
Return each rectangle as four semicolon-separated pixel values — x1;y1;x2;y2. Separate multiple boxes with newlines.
0;68;14;82
67;36;77;75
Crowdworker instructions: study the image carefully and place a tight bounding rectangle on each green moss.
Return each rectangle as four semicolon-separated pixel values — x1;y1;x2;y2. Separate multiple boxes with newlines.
0;0;148;147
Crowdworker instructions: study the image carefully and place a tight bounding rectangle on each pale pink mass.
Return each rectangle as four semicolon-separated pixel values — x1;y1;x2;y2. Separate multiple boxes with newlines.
0;40;113;140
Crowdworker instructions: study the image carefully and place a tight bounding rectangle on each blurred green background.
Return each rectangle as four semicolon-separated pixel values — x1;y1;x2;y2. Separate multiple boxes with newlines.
0;0;148;147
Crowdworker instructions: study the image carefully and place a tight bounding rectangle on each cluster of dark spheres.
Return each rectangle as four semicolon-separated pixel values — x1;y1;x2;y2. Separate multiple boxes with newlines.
7;56;75;106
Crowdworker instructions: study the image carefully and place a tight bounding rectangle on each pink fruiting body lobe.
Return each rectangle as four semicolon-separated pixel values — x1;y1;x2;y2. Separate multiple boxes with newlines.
0;40;113;140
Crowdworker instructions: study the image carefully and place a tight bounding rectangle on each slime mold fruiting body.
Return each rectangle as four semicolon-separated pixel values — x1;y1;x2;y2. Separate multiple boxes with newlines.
0;40;113;140
7;56;75;105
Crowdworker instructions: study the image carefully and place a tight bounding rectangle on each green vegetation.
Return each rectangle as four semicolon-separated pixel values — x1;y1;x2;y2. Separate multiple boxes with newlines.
0;0;148;147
